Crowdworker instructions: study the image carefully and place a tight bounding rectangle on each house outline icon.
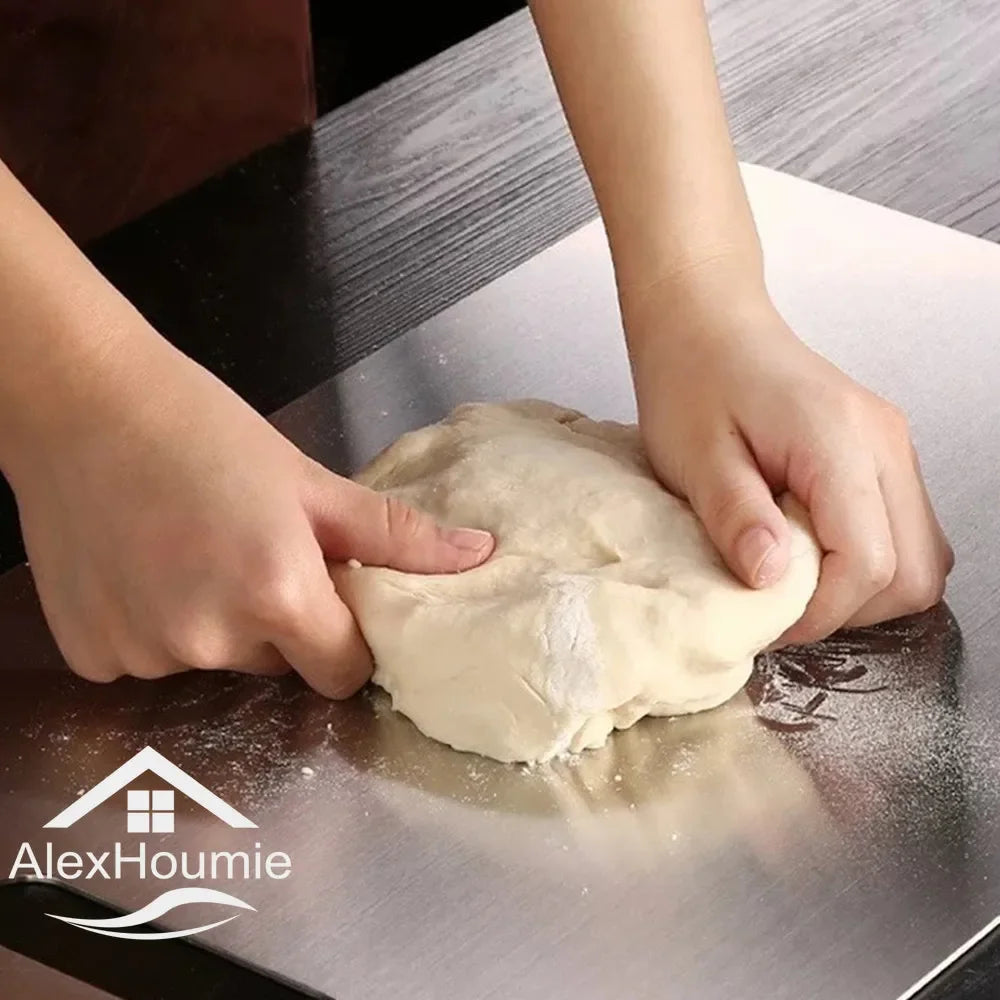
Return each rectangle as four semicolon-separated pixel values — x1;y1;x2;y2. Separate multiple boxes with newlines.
44;746;257;830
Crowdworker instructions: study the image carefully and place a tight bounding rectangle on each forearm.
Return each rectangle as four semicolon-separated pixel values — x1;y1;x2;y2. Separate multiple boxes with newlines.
0;160;159;476
530;0;763;306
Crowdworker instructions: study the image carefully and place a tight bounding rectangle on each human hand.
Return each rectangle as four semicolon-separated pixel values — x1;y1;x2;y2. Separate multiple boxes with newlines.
623;275;953;645
4;333;493;696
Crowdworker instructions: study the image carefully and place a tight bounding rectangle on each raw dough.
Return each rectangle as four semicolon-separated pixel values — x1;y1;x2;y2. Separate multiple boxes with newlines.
339;401;821;763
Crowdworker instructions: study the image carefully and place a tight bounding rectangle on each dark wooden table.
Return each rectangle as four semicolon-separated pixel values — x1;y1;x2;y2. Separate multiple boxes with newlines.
1;8;1000;991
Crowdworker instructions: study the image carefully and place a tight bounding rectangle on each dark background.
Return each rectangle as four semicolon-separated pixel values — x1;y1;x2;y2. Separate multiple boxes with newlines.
310;1;526;113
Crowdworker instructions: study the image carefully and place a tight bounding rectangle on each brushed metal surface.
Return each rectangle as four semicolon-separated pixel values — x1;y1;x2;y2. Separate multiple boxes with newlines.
0;946;117;1000
1;165;999;1000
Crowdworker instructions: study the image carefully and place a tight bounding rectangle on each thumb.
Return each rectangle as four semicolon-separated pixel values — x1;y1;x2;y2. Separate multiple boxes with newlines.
685;433;790;588
306;469;495;573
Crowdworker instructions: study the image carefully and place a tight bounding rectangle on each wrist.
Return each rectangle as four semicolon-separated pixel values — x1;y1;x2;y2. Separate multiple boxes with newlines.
618;243;767;319
620;252;783;356
0;312;168;488
620;260;799;416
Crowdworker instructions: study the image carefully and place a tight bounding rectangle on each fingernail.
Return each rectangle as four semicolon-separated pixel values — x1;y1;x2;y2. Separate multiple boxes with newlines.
736;525;781;587
444;527;494;553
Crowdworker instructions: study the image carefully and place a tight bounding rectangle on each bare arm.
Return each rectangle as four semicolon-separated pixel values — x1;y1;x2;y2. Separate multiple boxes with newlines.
529;0;761;304
530;0;953;640
0;158;491;691
0;160;157;477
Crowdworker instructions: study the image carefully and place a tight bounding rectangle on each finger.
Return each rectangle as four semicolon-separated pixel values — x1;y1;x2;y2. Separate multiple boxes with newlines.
64;652;125;684
305;467;494;574
779;454;895;645
160;617;288;675
121;653;191;681
270;569;373;699
684;428;790;588
104;620;189;680
41;604;124;684
848;452;951;626
240;643;294;677
196;643;291;677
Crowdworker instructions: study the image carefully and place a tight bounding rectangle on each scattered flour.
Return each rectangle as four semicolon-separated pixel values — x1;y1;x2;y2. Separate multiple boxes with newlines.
541;577;602;713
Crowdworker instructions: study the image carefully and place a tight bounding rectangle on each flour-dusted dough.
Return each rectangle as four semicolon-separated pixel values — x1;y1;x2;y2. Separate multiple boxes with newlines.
339;401;821;764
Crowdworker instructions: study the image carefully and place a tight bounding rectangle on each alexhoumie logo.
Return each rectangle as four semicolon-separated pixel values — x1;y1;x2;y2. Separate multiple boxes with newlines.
8;746;292;940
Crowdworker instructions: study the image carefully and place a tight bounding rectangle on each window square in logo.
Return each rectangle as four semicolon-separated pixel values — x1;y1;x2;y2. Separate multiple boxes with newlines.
127;789;150;811
152;790;174;811
151;811;175;834
127;811;151;834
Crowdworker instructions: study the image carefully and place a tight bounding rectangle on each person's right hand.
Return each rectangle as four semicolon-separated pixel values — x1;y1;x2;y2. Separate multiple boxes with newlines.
3;331;494;697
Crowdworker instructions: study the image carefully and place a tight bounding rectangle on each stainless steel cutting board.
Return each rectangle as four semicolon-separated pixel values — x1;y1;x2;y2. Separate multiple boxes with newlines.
1;164;999;1000
0;946;119;999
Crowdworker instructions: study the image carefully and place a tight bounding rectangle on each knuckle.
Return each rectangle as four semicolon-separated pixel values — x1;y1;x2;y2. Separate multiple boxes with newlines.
882;401;912;442
164;625;233;671
789;453;827;504
856;544;896;592
699;485;761;537
898;564;947;613
297;654;369;700
302;622;373;700
383;495;427;544
56;636;120;683
253;658;293;678
249;570;312;634
126;658;174;681
943;544;956;575
325;670;367;700
239;541;314;631
71;661;121;684
830;389;868;431
783;611;832;647
837;390;909;444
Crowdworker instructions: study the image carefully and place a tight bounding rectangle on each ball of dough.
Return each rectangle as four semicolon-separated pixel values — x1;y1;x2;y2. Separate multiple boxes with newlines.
338;401;821;763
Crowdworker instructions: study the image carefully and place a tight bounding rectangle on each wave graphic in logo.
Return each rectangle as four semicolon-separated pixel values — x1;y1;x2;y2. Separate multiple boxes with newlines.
46;887;256;940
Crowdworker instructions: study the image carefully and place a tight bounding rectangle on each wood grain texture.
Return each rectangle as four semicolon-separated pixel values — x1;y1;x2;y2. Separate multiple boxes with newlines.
83;13;595;415
714;0;1000;240
88;3;1000;414
2;2;999;573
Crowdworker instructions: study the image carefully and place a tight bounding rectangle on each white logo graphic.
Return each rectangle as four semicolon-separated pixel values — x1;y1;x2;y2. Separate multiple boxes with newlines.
11;747;291;941
48;887;257;941
44;745;256;830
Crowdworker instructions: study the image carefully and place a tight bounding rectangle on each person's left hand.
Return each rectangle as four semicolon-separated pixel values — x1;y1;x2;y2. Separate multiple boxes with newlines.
622;273;954;645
